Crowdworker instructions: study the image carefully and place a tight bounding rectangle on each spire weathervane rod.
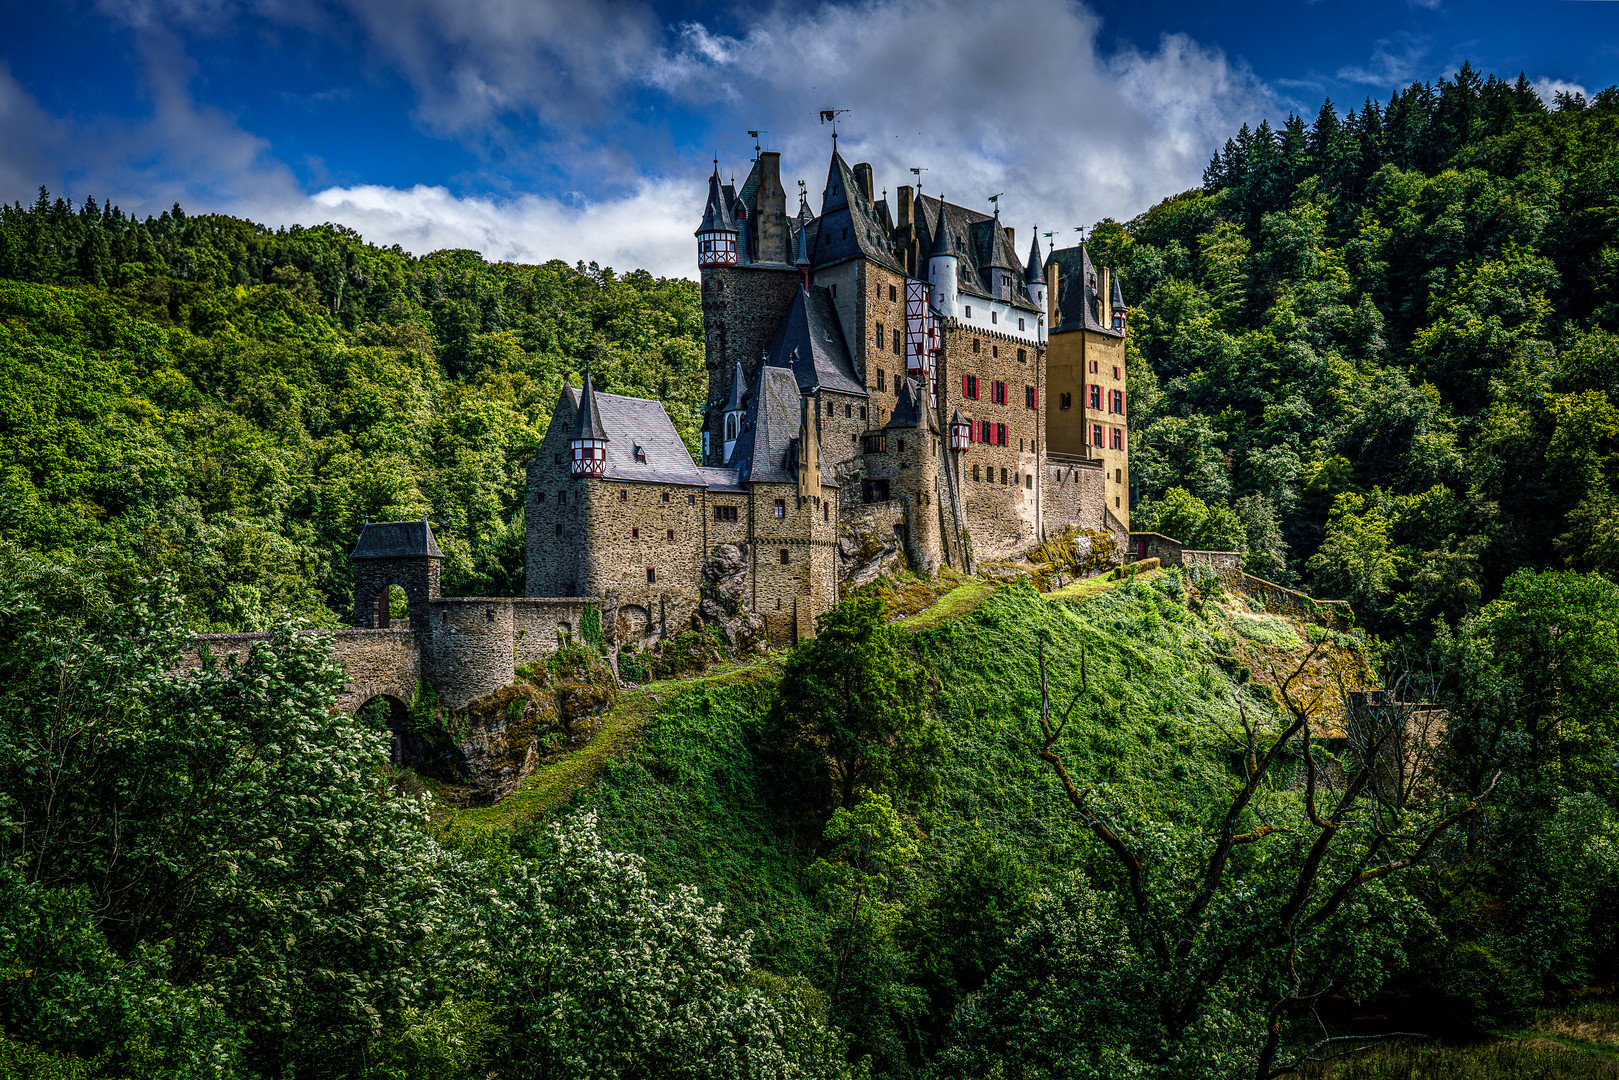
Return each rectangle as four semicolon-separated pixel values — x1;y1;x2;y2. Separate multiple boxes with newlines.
910;166;927;193
747;129;767;159
988;192;1004;216
819;108;849;142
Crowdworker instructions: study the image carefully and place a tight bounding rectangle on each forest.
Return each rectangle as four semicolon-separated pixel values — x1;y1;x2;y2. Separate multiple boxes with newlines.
3;64;1619;1080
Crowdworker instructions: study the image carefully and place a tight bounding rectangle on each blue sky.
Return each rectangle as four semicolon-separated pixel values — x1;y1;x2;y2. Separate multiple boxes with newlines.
1;0;1614;277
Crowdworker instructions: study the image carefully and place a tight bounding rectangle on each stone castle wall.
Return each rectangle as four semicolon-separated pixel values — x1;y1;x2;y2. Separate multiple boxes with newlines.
182;628;420;714
700;264;802;461
1042;457;1110;535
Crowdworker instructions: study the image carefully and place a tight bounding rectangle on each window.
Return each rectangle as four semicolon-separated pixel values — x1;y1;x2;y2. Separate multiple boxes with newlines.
892;329;901;353
1113;366;1121;379
558;491;566;505
661;491;670;502
1018;318;1026;331
780;548;790;564
1090;359;1098;373
823;504;829;522
646;567;656;583
963;374;979;399
537;491;547;503
875;321;884;347
1017;348;1027;363
860;406;867;419
619;489;628;501
965;305;972;318
1001;467;1008;485
1026;474;1033;489
972;338;980;353
554;453;562;464
992;345;998;359
1059;392;1072;411
972;464;980;481
715;505;738;522
774;499;786;518
666;529;675;540
633;446;646;464
992;380;1007;405
890;284;897;301
1112;427;1125;450
997;423;1008;446
827;401;835;417
1093;425;1104;447
631;527;639;538
1115;468;1123;483
555;523;563;536
1090;384;1102;409
688;494;696;505
1025;385;1038;409
844;404;852;418
862;433;887;453
877;368;885;391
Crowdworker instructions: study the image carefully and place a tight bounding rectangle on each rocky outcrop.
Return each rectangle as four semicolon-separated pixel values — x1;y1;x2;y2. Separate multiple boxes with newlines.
839;506;910;587
438;651;618;805
698;543;765;651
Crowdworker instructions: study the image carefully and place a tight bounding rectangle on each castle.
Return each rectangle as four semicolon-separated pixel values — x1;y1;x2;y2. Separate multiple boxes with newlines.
523;144;1133;643
186;145;1135;715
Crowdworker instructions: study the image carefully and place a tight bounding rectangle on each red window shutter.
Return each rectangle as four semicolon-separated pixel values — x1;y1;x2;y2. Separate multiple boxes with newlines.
1120;390;1126;415
962;373;969;396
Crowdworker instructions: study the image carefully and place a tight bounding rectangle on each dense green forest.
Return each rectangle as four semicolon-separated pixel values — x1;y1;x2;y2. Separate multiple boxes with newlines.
1099;65;1619;640
0;205;703;629
5;64;1619;1080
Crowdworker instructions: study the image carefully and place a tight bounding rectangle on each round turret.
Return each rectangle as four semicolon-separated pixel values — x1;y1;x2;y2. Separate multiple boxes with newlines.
570;368;610;478
695;165;738;269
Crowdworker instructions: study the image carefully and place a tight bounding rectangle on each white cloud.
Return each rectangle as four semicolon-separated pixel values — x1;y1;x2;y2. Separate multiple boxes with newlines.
0;62;69;201
4;0;1282;276
295;179;700;277
1533;77;1588;106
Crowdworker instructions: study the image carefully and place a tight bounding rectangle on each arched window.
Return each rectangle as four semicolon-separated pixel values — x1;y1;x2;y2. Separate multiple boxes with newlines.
725;414;738;441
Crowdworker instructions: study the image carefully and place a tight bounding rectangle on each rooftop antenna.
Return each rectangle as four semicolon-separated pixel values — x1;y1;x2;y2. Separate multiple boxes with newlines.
819;108;849;143
747;129;767;159
988;192;1005;216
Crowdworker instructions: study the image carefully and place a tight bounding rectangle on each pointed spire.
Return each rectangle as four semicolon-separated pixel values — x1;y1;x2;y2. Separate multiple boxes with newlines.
695;164;737;236
929;201;954;259
724;359;747;413
1111;274;1125;309
572;366;609;442
1025;230;1044;283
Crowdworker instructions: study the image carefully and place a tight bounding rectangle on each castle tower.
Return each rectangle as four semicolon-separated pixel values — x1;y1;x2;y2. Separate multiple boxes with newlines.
1025;233;1047;317
570;367;609;477
1110;274;1127;333
695;165;738;268
350;517;442;629
927;207;959;319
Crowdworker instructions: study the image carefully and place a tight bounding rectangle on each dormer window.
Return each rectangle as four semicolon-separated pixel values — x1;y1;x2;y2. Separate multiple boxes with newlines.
725;414;738;441
633;445;647;464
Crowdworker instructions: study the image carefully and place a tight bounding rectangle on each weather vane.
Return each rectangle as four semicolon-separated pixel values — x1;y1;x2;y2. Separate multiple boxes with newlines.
747;129;767;159
988;192;1004;216
819;108;849;141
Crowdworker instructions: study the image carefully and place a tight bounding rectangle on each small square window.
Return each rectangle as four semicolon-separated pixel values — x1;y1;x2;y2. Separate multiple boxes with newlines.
1018;348;1027;363
877;368;885;391
646;567;656;583
774;499;786;519
554;453;562;464
845;404;852;418
688;494;696;505
889;284;897;301
555;523;563;536
666;529;675;540
1025;474;1033;489
619;489;627;501
661;491;670;503
823;504;829;522
972;338;980;353
1001;467;1008;485
631;528;638;538
1018;318;1025;331
779;549;789;564
991;311;997;324
1060;392;1072;410
860;406;867;419
537;492;546;503
558;492;566;505
992;345;998;359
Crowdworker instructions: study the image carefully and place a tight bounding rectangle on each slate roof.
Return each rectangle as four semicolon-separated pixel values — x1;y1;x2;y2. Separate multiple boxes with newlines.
695;166;738;235
723;360;747;413
915;194;1041;313
698;466;746;492
351;519;443;560
884;376;931;431
560;384;706;486
763;284;867;398
1048;243;1122;337
570;369;610;441
731;365;803;484
810;151;904;274
1025;234;1044;283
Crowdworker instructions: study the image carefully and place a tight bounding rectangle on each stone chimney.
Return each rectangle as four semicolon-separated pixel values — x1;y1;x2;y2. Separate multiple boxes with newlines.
853;162;875;204
1004;226;1015;249
897;185;913;230
755;151;788;264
